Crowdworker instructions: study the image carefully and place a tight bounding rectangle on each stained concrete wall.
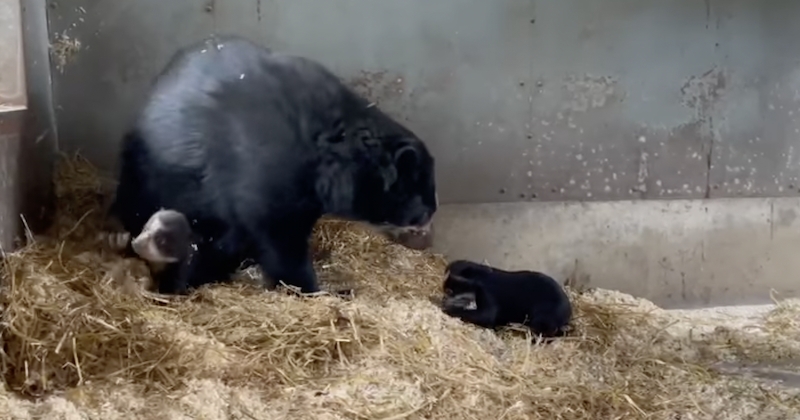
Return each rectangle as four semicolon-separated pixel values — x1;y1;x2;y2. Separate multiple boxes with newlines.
20;0;58;234
46;0;800;204
0;0;24;250
37;0;800;307
0;0;56;251
435;197;800;309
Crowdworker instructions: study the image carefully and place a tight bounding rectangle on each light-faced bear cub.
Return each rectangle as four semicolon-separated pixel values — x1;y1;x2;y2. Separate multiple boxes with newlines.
101;209;240;294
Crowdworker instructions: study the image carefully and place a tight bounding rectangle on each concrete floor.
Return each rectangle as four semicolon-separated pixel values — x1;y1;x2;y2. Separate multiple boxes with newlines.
667;304;800;390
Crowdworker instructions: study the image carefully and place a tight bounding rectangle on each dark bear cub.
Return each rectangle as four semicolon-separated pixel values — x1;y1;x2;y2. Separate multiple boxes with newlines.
440;260;572;339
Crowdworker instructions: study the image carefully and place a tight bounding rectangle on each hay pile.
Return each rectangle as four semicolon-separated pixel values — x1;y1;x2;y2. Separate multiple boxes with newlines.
1;155;799;420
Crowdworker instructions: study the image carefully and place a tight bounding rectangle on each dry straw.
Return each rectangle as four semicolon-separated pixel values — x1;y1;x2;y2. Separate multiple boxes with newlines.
0;154;799;419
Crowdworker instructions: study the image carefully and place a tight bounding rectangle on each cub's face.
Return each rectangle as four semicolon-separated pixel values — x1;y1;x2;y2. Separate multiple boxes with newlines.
441;274;479;311
131;209;194;263
440;260;496;311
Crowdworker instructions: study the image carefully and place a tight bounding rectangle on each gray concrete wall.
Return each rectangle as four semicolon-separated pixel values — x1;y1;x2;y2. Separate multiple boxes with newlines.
45;0;800;204
20;0;58;234
0;0;56;251
0;0;24;250
39;0;800;307
434;198;800;309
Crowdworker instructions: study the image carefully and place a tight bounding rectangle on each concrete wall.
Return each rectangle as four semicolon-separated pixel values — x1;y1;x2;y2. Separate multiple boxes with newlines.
21;0;58;234
435;197;800;309
40;0;800;307
46;0;800;204
0;0;57;251
0;0;25;250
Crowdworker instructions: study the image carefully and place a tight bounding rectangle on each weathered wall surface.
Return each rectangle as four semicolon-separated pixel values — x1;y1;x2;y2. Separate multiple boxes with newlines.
21;0;58;234
39;0;800;307
0;0;57;251
0;0;25;112
46;0;800;204
433;198;800;308
0;0;25;250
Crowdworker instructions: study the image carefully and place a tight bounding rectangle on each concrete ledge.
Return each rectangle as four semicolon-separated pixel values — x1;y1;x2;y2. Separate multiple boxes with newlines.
431;198;800;309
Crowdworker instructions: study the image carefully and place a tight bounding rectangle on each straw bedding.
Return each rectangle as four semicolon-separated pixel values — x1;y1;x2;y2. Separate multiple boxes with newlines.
1;155;799;419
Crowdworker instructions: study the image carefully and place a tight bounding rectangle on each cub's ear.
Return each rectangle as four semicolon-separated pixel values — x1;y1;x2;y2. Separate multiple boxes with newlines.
447;260;491;279
394;144;420;173
446;273;476;289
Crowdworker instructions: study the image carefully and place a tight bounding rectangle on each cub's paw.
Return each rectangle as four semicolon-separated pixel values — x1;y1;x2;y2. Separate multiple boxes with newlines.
97;231;131;252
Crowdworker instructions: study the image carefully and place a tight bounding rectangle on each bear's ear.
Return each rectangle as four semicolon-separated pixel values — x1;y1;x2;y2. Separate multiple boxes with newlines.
394;144;419;173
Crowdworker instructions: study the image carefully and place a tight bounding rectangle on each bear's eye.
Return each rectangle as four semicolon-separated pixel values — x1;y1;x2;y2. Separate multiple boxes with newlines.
443;288;453;296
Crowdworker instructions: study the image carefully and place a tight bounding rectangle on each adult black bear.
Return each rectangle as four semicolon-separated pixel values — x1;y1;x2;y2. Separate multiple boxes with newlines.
108;35;438;295
440;260;572;339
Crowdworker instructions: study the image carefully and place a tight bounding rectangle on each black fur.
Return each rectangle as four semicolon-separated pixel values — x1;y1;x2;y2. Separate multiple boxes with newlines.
109;35;437;295
441;260;572;339
149;241;206;295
